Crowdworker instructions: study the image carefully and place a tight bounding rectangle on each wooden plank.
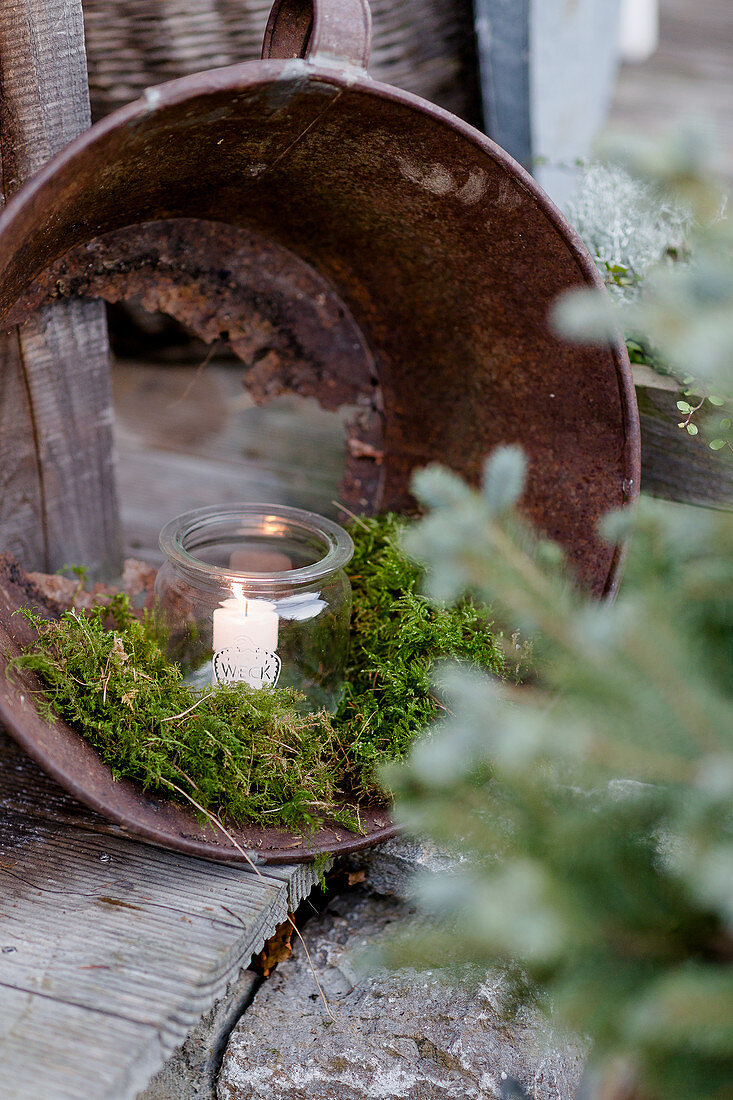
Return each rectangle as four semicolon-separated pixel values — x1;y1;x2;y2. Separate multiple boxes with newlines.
140;967;260;1100
0;987;165;1100
14;303;122;576
473;0;531;169
0;0;121;578
637;384;733;508
0;332;45;567
0;729;319;1100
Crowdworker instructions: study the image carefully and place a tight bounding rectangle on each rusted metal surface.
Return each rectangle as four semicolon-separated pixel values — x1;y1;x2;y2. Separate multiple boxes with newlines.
0;0;640;862
264;0;372;68
0;553;399;864
0;59;640;593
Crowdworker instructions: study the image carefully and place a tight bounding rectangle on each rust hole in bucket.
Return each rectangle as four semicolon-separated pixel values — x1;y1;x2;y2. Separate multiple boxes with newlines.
17;217;387;549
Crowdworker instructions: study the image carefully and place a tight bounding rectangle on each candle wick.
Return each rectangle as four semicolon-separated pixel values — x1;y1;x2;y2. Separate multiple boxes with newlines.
232;582;248;618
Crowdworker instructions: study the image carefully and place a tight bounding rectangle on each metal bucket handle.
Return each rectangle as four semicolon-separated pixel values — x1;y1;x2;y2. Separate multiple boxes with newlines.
262;0;372;69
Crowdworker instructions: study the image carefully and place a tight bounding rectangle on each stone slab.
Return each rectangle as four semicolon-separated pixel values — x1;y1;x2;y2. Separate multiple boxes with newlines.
218;890;585;1100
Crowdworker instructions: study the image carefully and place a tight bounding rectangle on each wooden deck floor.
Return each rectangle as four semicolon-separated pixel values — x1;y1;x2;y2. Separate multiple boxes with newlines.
0;730;320;1100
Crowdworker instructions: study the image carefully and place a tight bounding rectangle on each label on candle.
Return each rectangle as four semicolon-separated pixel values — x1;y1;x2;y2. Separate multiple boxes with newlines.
213;642;281;689
212;591;280;689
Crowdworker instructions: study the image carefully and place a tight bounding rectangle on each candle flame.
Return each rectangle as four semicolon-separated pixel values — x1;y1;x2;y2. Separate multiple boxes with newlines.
232;582;248;616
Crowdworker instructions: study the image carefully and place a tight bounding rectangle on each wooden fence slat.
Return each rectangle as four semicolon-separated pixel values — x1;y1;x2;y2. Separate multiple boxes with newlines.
15;303;121;573
473;0;532;170
637;384;733;509
0;0;121;577
0;728;319;1100
0;331;46;566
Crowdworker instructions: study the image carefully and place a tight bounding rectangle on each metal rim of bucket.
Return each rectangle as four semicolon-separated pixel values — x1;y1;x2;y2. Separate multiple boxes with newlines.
0;0;641;863
0;60;641;599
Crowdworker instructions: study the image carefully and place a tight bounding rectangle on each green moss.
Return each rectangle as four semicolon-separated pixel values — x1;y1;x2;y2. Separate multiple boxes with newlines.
10;515;505;831
11;595;354;832
334;514;505;801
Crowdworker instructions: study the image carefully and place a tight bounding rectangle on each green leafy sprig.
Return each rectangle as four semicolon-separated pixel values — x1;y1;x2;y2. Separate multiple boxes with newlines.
384;449;733;1100
333;514;505;801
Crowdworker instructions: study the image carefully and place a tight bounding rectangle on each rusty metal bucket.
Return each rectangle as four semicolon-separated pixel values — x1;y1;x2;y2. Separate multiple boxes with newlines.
0;0;640;863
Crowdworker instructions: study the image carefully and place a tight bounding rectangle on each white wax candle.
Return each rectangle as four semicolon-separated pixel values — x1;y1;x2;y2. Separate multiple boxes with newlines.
212;587;280;689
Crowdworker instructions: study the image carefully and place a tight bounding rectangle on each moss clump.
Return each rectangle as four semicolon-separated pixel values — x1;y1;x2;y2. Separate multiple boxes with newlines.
10;515;506;830
334;514;505;800
11;596;354;832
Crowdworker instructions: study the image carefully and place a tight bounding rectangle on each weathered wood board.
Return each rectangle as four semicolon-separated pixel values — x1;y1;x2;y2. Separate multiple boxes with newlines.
635;369;733;509
0;729;320;1100
0;0;121;578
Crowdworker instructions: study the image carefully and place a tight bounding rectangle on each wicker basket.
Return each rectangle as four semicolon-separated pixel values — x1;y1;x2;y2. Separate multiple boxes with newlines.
82;0;481;124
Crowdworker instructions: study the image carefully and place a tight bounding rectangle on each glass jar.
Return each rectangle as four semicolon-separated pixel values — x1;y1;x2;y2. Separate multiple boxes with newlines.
154;504;354;712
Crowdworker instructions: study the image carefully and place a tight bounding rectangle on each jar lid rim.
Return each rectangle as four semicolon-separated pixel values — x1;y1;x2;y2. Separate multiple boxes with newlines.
158;503;354;589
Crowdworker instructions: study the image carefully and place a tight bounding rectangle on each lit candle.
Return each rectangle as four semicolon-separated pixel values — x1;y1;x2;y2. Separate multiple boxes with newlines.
212;584;280;689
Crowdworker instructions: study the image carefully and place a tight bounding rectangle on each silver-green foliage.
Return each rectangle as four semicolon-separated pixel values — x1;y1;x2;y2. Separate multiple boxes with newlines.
386;144;733;1100
557;128;732;453
566;162;691;299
